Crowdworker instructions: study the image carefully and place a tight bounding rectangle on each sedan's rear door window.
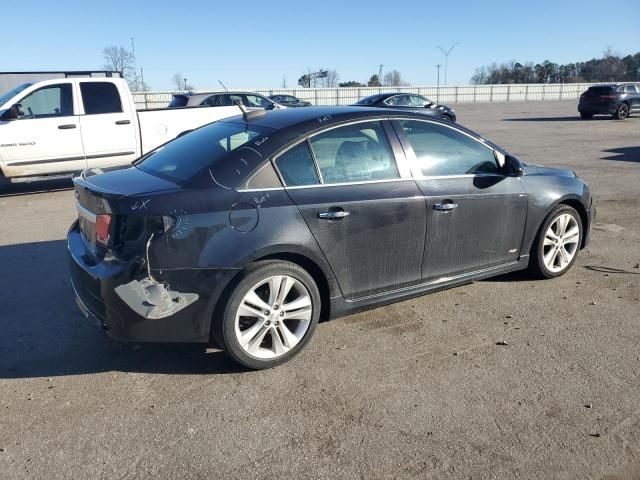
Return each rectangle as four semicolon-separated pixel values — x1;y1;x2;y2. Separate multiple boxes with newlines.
309;121;399;184
398;120;499;176
275;142;320;186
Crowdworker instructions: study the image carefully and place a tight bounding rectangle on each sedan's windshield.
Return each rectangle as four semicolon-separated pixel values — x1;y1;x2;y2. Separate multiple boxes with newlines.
0;83;33;106
136;121;273;182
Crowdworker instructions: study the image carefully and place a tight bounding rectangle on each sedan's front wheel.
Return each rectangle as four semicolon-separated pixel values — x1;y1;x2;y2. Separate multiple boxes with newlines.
214;261;320;369
529;205;583;279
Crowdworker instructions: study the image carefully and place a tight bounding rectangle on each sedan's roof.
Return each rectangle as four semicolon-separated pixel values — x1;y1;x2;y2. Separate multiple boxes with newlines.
220;105;430;130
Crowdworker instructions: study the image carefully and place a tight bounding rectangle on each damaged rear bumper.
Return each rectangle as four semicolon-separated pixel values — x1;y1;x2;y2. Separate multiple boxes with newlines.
67;221;238;343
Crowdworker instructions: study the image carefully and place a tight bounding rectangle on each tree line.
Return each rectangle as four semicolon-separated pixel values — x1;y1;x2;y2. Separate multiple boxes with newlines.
297;69;407;88
471;49;640;85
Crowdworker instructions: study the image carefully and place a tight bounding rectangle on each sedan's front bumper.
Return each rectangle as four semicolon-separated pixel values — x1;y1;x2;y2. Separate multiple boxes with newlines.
583;199;596;248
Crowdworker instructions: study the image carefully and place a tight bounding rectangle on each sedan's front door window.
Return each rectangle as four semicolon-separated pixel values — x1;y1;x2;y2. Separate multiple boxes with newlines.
310;121;399;184
385;95;411;107
409;95;429;107
244;95;271;108
399;120;499;176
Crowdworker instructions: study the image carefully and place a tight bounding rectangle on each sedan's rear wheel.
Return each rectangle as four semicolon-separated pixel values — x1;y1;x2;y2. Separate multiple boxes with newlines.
614;103;629;120
529;205;583;279
215;261;320;369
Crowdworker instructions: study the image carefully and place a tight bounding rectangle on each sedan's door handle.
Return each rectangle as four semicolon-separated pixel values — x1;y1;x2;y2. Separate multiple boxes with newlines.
433;202;459;211
58;124;76;129
318;210;350;220
115;120;131;125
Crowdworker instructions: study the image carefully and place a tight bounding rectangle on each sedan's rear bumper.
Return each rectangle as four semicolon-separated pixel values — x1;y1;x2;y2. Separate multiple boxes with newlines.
578;101;618;115
68;221;237;343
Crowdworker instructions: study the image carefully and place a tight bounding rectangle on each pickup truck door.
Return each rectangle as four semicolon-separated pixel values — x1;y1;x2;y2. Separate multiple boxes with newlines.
0;82;85;176
78;80;137;169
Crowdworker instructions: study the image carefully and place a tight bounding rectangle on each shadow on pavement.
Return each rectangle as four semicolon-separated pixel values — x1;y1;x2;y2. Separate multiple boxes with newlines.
585;265;640;275
0;239;246;379
481;269;536;283
503;116;614;122
601;147;640;163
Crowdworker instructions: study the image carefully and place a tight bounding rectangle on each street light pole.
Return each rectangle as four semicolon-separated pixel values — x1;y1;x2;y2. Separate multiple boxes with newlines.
436;64;441;102
436;42;459;86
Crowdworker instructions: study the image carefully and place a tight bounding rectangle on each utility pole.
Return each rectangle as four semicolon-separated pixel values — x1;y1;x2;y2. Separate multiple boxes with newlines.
378;64;383;83
436;42;459;85
436;64;441;102
183;78;187;90
130;36;138;91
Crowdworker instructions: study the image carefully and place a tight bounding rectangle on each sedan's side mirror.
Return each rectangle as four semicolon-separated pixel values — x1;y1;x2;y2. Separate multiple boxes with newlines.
507;155;525;176
1;103;24;120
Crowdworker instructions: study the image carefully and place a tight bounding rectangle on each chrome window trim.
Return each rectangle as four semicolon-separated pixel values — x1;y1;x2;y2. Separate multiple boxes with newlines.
285;177;416;190
237;174;510;193
237;186;285;193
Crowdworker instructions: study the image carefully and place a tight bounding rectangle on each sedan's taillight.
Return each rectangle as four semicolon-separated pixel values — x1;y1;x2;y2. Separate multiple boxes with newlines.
96;214;112;247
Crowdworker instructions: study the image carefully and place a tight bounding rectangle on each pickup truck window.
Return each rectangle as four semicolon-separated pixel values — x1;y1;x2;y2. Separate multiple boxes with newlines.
136;121;273;182
80;82;123;115
19;84;73;118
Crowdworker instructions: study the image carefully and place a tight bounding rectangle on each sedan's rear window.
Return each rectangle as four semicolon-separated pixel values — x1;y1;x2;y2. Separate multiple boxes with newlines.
135;122;272;182
587;86;615;94
354;95;383;105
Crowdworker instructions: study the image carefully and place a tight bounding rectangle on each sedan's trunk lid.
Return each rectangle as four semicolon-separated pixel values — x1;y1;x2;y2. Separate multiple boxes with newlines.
73;166;179;258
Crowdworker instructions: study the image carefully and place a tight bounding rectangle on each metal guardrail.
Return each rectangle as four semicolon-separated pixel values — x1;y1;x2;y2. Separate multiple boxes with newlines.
132;83;597;110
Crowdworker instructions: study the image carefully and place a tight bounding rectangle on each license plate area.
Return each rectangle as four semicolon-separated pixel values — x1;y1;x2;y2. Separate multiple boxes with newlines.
77;202;97;250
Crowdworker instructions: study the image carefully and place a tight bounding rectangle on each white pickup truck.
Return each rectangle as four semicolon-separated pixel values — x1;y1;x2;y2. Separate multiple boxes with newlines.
0;74;239;181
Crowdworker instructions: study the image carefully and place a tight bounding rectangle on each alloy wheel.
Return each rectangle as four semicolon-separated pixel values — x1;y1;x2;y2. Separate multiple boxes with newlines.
234;275;312;359
542;213;580;273
617;104;629;119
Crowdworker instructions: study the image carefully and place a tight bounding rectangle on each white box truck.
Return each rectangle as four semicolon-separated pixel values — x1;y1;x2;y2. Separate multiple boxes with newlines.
0;71;239;182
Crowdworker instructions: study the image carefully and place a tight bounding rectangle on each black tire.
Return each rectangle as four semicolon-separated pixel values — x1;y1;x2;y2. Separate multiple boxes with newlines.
613;103;629;120
213;260;321;369
580;112;593;120
528;204;583;279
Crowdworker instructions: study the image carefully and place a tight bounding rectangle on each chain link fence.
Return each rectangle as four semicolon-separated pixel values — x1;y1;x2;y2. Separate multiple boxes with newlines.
132;83;596;110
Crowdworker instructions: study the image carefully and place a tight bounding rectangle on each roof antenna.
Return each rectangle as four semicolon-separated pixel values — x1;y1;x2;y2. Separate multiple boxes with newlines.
218;80;267;122
219;79;250;120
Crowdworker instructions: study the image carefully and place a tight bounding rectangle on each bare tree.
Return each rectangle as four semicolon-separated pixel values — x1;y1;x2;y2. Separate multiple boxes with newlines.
172;73;194;90
383;70;406;86
172;73;184;90
321;69;339;87
103;46;135;84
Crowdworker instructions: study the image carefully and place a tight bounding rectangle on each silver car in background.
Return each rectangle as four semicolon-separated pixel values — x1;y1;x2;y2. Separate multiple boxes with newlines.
168;91;286;110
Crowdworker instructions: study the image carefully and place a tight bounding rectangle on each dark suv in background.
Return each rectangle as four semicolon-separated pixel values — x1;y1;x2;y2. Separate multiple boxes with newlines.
578;83;640;120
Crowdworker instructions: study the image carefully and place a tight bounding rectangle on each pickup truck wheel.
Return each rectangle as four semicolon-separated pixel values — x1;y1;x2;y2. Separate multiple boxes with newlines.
214;261;320;369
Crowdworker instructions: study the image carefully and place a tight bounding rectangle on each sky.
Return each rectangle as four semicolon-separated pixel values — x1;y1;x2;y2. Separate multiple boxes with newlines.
1;0;639;91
